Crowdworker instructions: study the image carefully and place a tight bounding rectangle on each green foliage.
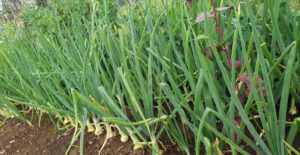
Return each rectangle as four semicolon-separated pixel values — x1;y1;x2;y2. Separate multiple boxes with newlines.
0;0;299;154
20;6;56;34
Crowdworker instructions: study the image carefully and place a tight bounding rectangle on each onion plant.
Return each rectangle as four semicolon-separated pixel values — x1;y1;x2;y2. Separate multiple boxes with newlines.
0;0;299;154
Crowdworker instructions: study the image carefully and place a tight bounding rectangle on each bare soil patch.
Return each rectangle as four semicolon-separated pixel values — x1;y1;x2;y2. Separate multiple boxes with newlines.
0;115;183;155
1;114;299;155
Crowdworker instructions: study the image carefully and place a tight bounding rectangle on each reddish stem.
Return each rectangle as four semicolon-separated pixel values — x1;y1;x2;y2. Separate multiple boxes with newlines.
210;0;242;69
212;0;231;66
212;0;224;40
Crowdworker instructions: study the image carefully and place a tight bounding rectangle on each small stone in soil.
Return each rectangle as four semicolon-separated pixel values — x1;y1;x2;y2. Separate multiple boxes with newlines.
0;150;6;155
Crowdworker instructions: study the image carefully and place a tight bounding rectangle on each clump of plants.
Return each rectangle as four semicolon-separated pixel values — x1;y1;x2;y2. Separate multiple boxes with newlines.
0;0;299;154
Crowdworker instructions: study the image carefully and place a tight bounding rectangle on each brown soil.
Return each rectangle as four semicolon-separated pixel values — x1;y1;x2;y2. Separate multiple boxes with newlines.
0;115;184;155
1;114;299;155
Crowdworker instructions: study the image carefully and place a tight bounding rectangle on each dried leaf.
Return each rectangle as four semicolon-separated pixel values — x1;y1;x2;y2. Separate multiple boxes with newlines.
195;12;214;23
226;59;242;69
238;73;267;97
216;6;235;11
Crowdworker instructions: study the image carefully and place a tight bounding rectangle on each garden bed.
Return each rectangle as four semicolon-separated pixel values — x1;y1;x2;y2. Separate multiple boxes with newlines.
0;115;184;155
1;114;300;155
0;0;299;154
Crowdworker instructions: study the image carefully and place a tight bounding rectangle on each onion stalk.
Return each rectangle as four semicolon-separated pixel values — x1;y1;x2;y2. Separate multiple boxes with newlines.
117;127;129;142
69;117;76;126
93;117;103;135
86;119;95;132
105;123;117;138
125;127;143;150
63;117;70;124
